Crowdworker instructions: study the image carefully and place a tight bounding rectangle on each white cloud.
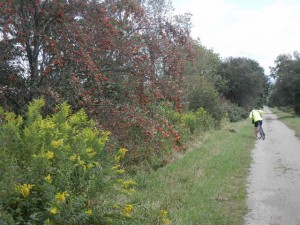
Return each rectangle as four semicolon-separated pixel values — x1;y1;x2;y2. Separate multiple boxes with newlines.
172;0;300;74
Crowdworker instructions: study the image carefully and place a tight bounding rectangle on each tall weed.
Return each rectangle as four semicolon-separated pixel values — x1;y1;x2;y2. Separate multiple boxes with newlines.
0;99;135;225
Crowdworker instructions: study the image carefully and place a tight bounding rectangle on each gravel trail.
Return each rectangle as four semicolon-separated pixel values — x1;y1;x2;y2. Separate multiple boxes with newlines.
245;107;300;225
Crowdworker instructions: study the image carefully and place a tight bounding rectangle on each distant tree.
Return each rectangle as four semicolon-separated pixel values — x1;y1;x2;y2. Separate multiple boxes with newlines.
185;76;224;123
182;42;224;123
269;52;300;114
188;42;221;79
218;57;269;109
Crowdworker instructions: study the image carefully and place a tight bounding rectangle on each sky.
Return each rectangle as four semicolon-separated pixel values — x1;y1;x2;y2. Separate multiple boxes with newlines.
171;0;300;75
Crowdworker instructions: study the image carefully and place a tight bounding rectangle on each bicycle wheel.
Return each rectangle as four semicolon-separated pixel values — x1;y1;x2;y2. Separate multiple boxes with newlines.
259;125;265;140
256;127;262;139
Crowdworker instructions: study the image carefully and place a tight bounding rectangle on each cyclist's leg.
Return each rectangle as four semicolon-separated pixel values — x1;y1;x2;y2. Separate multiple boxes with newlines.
259;120;265;138
257;120;264;139
254;121;259;138
259;121;263;132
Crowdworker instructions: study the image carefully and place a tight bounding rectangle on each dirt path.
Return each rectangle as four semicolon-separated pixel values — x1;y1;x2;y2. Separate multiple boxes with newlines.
245;107;300;225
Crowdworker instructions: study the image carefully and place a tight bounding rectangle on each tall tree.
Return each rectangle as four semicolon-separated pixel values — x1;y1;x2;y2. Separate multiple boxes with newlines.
269;51;300;114
182;42;224;122
218;57;269;109
0;0;86;113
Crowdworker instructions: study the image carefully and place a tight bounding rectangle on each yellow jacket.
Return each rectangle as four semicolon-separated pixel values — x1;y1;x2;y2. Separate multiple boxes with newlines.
249;109;264;122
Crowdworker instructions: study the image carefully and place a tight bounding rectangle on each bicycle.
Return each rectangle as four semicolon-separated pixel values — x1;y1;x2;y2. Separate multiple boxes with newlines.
257;123;265;140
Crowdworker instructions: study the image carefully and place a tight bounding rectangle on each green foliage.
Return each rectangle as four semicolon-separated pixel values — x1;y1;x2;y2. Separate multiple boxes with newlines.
180;108;214;134
218;57;269;110
180;113;197;134
222;102;248;122
183;76;225;125
158;102;214;135
0;99;135;225
160;102;182;125
269;51;300;114
183;43;225;126
128;102;215;168
186;43;222;82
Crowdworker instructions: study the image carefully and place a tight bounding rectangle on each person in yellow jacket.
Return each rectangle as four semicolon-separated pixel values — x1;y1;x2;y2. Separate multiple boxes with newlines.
249;109;264;138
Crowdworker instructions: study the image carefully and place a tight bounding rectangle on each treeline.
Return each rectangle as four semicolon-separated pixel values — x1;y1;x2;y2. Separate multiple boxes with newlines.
269;51;300;114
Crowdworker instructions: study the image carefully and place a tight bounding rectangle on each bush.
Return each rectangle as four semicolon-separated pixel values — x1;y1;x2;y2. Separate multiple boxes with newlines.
121;102;216;171
0;99;136;225
184;76;225;126
222;102;248;122
180;108;214;134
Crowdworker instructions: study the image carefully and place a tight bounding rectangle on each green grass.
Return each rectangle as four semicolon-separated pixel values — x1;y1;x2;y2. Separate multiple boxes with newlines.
130;120;255;225
269;107;300;138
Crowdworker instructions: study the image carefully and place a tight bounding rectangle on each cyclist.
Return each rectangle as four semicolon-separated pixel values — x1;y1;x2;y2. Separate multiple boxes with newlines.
249;108;264;138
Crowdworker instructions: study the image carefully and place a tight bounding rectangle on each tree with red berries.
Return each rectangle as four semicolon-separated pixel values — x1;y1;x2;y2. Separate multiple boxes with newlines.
0;0;194;165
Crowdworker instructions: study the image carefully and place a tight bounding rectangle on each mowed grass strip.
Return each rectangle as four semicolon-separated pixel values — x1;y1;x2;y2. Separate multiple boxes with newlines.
270;107;300;138
132;120;255;225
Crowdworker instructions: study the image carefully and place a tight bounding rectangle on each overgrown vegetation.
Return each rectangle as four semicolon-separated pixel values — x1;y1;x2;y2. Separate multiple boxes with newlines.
0;99;136;224
269;51;300;114
0;0;269;170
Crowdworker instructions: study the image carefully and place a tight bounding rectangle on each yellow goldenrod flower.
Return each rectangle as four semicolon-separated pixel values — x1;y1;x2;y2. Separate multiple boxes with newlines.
102;131;111;136
121;204;133;217
87;163;94;169
114;148;128;162
122;180;137;188
112;164;120;170
15;183;35;198
122;188;136;196
69;154;77;161
162;218;171;225
86;148;96;158
55;191;70;203
98;131;111;146
160;210;171;225
50;139;64;148
76;157;87;171
45;151;54;160
40;120;55;129
78;159;85;166
85;209;93;216
115;155;121;162
119;148;128;158
44;174;52;183
50;207;58;214
160;210;168;217
98;139;106;146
